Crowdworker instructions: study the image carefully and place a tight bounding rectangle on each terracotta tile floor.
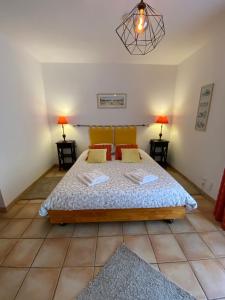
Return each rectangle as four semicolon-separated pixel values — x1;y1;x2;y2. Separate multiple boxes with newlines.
0;166;224;300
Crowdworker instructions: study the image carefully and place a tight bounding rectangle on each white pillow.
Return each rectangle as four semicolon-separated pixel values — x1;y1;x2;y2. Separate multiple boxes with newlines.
94;143;115;154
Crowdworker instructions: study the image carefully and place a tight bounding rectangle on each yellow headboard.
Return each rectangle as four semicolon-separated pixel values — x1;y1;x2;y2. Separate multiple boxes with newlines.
114;127;136;144
89;127;114;145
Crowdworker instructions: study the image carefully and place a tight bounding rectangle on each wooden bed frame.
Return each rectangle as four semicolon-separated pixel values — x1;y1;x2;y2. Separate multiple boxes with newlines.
48;206;186;224
48;127;187;225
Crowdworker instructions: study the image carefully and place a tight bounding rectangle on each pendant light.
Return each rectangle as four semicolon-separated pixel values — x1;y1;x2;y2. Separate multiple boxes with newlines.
116;0;165;55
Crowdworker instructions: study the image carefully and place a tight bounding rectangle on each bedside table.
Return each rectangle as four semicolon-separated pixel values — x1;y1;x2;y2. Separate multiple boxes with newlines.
150;139;169;168
56;140;76;170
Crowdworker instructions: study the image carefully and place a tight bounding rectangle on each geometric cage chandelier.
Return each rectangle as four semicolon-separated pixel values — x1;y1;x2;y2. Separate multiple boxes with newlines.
116;0;165;55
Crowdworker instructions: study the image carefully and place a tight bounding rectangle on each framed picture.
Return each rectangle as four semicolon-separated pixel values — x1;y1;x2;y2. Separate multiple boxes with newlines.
195;83;214;131
97;93;127;109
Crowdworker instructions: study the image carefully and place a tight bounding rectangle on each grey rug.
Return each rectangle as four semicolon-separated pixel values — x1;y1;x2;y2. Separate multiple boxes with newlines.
77;245;196;300
20;177;62;199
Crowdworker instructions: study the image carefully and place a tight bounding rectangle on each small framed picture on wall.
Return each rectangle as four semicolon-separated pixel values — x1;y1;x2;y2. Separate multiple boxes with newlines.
97;93;127;109
195;83;214;131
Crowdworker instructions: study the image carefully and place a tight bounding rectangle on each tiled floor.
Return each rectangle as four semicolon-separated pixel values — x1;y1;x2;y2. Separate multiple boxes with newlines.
0;166;225;300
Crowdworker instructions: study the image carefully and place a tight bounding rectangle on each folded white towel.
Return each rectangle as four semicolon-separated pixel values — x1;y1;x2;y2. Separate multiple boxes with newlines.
128;169;156;182
78;170;109;186
125;169;158;185
78;174;109;186
125;174;158;185
84;170;108;184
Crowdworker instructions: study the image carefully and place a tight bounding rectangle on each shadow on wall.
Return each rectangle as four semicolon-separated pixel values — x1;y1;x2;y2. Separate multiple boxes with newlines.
0;189;5;208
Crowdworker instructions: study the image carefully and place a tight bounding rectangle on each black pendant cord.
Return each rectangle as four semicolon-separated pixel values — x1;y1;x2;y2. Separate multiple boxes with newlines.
138;0;146;10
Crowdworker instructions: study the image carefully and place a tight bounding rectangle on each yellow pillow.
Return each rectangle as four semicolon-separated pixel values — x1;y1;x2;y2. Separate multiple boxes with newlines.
87;149;107;163
121;149;141;163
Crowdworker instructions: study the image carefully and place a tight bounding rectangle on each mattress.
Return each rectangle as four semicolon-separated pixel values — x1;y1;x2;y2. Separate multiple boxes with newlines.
39;149;197;216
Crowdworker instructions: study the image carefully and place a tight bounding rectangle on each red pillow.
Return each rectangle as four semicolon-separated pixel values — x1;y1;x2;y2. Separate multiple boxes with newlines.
115;144;138;160
89;144;112;161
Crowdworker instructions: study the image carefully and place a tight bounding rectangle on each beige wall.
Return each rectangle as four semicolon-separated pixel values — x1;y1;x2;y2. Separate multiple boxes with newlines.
169;35;225;199
0;36;54;207
42;63;177;158
1;26;225;206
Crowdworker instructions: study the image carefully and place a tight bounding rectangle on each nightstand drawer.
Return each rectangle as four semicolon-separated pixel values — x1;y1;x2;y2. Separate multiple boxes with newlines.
56;140;76;170
150;139;169;168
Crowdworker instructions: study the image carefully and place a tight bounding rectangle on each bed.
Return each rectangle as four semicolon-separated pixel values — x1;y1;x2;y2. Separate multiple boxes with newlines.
39;126;197;224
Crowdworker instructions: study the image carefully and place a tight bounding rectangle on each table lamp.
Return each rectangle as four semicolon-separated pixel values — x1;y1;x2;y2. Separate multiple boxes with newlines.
155;115;168;140
57;116;68;142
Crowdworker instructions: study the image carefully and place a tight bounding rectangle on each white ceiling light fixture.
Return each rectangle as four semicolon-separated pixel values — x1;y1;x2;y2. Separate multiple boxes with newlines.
116;0;165;55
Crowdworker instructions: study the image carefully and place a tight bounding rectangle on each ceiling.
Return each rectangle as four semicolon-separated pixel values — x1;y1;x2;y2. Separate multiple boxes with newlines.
0;0;225;65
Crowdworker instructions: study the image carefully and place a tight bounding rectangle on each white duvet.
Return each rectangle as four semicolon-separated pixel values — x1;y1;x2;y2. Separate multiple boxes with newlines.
39;149;197;216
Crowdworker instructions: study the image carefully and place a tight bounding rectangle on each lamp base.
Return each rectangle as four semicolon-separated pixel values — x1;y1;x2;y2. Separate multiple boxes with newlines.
61;124;67;142
159;124;163;140
62;134;66;142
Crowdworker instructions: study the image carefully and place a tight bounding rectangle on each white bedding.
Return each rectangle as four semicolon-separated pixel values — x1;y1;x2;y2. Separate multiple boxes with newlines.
39;149;197;216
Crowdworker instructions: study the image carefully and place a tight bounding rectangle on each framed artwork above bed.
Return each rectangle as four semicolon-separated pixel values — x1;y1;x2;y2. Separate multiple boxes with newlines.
97;93;127;109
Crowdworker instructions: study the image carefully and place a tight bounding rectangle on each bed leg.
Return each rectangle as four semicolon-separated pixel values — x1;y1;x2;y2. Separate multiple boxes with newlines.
165;219;174;224
59;223;66;226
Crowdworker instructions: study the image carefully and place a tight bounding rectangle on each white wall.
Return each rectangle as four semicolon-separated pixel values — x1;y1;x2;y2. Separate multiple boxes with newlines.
0;36;53;207
169;35;225;199
42;63;177;158
1;32;223;206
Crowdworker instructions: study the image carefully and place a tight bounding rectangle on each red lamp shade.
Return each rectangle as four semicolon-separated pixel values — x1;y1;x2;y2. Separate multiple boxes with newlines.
57;116;68;142
57;116;68;125
155;115;169;124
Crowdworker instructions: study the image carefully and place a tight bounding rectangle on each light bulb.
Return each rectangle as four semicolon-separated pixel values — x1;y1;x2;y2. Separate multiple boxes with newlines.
135;8;148;34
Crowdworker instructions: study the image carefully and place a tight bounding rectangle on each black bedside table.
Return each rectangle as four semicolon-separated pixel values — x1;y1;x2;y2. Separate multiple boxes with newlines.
56;140;76;170
150;139;169;168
